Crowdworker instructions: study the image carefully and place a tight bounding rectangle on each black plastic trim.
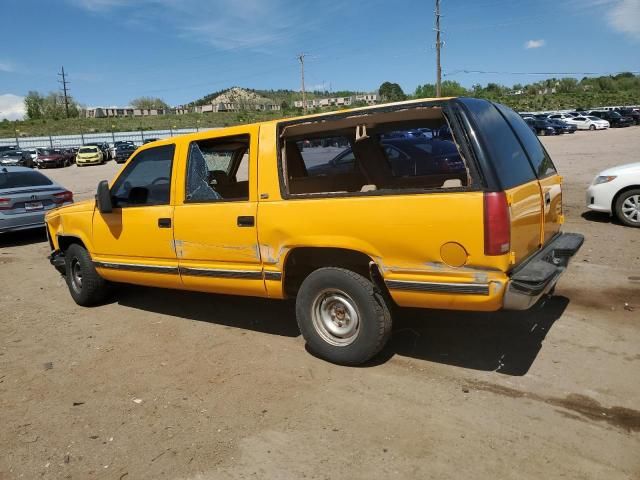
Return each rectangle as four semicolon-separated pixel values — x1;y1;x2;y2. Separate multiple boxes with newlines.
385;279;490;295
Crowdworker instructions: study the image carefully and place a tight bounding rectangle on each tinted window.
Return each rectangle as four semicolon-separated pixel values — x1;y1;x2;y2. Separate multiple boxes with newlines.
111;144;174;207
495;103;557;178
0;171;53;188
462;99;536;189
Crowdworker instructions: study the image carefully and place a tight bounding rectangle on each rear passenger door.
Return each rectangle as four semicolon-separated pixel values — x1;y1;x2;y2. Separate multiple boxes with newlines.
172;126;265;297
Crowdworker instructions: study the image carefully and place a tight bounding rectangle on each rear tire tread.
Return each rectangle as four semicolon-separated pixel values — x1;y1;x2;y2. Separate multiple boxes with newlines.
295;267;392;365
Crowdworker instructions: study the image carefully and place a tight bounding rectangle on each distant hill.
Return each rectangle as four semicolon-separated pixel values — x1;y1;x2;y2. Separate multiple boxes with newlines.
191;87;361;108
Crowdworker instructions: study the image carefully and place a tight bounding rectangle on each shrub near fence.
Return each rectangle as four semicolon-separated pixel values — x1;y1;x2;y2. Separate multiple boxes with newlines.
0;127;215;149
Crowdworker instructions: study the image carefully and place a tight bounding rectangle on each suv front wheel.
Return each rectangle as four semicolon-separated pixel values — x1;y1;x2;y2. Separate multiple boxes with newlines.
64;244;111;306
296;267;392;365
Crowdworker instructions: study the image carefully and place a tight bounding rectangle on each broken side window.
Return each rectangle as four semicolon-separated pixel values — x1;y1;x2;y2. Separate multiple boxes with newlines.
281;107;472;196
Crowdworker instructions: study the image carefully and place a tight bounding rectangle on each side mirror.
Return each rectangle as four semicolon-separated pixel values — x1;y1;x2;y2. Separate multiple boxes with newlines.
96;180;113;214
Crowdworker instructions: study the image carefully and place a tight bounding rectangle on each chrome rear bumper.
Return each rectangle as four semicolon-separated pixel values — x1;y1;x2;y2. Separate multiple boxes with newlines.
503;233;584;310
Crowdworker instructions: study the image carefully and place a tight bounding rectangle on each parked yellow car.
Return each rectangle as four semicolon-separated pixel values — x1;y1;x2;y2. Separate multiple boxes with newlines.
46;97;583;364
75;146;103;166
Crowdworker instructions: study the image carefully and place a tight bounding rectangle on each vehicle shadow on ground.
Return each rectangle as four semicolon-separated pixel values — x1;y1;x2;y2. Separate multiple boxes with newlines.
0;228;47;247
376;295;569;376
581;210;620;225
117;285;568;375
116;286;300;337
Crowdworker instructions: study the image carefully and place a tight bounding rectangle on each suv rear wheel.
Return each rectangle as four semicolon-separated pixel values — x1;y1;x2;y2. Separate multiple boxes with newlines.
295;267;392;365
64;244;111;306
615;189;640;228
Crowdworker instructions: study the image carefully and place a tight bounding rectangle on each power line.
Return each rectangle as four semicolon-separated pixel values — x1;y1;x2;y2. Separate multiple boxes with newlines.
434;0;442;97
444;69;640;77
58;66;71;118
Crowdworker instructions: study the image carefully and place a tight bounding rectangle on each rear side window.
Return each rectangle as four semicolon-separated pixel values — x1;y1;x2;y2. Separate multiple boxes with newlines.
495;103;557;178
0;171;53;188
462;98;536;189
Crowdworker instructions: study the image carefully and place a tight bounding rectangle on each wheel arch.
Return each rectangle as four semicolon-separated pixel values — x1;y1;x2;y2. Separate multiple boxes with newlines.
57;234;88;252
611;185;640;213
281;247;387;299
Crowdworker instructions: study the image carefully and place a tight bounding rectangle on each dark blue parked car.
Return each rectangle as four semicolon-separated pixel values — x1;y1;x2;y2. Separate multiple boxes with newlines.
547;119;577;134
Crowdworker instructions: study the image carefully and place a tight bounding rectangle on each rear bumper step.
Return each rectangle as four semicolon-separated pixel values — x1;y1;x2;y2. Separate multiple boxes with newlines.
503;233;584;310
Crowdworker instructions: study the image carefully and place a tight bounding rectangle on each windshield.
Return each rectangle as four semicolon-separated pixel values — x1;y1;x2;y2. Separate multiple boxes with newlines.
587;116;601;121
0;171;53;188
39;149;56;155
79;147;98;154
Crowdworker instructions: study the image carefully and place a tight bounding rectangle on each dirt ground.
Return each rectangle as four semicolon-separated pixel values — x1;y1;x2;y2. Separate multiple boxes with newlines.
1;128;639;480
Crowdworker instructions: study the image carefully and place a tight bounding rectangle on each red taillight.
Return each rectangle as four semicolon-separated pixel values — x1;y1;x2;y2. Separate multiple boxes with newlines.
0;198;10;210
53;191;73;204
484;192;510;256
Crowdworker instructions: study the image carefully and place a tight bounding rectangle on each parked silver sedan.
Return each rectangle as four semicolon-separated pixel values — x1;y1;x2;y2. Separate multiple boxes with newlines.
0;166;73;233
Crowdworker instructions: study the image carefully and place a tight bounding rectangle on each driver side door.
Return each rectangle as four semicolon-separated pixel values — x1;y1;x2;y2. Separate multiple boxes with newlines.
92;143;182;289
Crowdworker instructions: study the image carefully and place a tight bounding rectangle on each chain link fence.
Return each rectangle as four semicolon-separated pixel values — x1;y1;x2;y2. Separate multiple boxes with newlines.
0;127;217;149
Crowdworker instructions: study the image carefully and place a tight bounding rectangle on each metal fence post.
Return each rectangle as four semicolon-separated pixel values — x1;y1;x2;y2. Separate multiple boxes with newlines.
49;135;53;148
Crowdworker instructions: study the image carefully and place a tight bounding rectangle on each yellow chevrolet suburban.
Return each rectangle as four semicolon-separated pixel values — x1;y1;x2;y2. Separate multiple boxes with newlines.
45;97;583;364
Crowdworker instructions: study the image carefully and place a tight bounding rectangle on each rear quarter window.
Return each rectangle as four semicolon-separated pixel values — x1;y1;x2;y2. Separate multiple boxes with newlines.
0;171;53;188
462;98;537;189
495;103;557;178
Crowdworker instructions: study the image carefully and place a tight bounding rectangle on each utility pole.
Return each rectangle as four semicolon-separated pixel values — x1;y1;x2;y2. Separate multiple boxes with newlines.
58;66;71;118
435;0;442;97
298;53;307;113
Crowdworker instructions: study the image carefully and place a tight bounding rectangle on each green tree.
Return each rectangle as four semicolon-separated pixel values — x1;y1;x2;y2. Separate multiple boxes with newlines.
378;82;406;102
130;97;170;110
440;80;467;96
557;77;578;93
24;91;44;120
415;83;436;98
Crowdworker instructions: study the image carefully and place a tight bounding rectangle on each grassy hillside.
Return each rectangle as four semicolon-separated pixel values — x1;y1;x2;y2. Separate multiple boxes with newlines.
1;111;287;138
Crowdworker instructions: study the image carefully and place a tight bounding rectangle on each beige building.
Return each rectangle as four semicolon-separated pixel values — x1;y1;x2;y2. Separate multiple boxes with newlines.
86;107;167;118
294;93;379;109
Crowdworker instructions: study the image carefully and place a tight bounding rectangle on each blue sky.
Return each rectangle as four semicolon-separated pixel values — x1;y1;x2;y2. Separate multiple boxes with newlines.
0;0;639;119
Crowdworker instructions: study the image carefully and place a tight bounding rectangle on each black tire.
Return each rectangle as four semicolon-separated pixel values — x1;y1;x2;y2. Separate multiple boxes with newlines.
614;188;640;228
589;124;596;131
64;244;110;306
295;267;392;365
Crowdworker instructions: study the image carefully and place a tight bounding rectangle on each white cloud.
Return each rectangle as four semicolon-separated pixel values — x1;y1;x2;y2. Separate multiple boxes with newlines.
608;0;640;39
525;39;545;49
0;61;15;73
68;0;312;52
0;94;26;121
68;0;129;11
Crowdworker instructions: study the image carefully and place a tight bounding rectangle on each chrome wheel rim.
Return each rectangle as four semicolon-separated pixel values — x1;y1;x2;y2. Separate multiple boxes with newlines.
621;195;640;224
71;259;83;292
311;289;360;346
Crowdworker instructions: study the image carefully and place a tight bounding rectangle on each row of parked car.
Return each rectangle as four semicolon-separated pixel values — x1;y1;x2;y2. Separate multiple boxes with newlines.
520;108;640;136
0;139;157;170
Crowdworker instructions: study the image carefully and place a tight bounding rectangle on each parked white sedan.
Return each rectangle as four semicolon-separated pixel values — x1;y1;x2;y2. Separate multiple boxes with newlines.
565;115;609;130
587;162;640;227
